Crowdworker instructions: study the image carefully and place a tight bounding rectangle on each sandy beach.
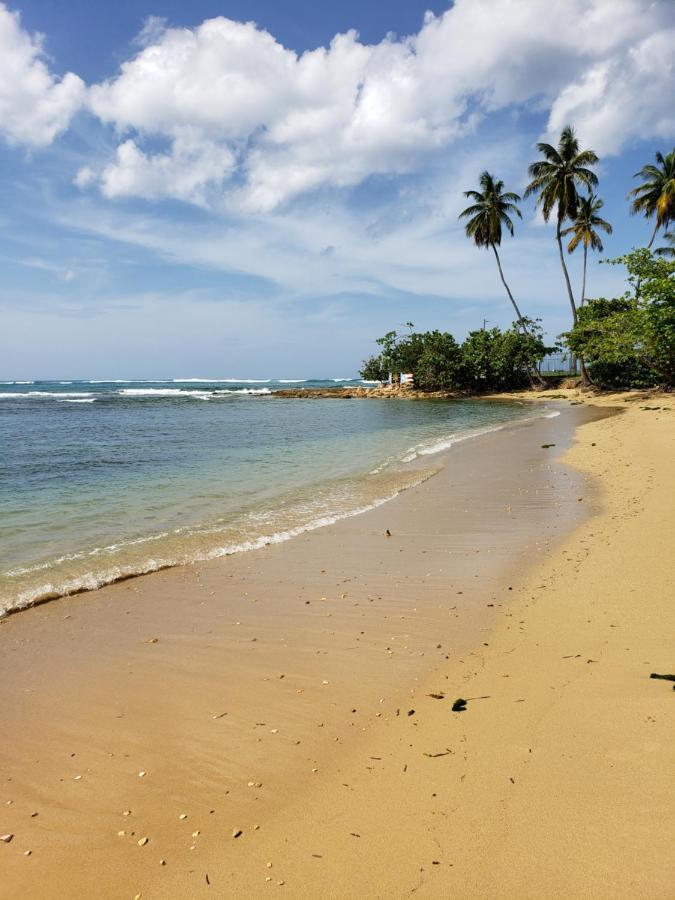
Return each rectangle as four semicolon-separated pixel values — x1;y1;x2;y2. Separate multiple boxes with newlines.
1;391;673;899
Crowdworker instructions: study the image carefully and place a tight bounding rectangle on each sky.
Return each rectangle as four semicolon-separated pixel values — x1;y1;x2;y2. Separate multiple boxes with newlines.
0;0;673;379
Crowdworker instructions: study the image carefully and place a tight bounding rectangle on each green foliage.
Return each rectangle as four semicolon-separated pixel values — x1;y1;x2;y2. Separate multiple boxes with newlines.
561;193;612;253
459;323;551;391
525;125;598;223
628;149;675;234
458;171;522;248
359;322;550;392
655;231;675;258
360;355;389;382
565;249;675;386
414;331;462;391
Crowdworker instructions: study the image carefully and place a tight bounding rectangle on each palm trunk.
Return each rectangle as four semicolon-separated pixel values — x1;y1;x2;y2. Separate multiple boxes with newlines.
490;243;543;387
491;243;527;329
556;216;578;324
557;215;592;386
647;220;659;249
581;244;588;306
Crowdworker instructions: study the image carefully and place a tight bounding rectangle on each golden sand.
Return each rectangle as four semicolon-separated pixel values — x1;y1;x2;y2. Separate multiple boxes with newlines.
0;391;672;898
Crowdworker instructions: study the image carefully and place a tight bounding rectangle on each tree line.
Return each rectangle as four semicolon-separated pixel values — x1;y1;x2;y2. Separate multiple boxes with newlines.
360;322;553;392
361;130;674;390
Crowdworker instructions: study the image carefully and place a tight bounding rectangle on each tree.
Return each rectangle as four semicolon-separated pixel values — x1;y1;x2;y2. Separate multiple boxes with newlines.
565;249;675;387
561;194;612;305
414;332;462;391
655;231;675;259
525;125;598;386
628;149;675;248
525;125;598;326
458;171;529;330
459;323;551;391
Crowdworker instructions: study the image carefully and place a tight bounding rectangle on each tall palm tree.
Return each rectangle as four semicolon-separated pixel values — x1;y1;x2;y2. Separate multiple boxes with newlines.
458;171;529;329
628;150;675;248
525;126;598;386
561;194;612;305
655;231;675;258
524;125;598;326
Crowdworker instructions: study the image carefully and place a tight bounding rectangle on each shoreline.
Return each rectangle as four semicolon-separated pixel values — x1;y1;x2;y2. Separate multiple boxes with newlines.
1;392;673;898
0;397;558;619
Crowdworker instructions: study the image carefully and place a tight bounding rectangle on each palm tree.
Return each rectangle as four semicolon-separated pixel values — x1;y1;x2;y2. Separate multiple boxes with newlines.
459;171;544;386
459;171;529;329
655;231;675;258
525;125;598;386
524;125;598;326
628;150;675;248
561;194;612;305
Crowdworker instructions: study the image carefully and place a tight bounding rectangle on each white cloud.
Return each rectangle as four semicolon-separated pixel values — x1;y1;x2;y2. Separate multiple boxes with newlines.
1;0;672;207
96;136;236;204
0;3;84;146
546;28;675;154
58;133;627;314
78;0;674;210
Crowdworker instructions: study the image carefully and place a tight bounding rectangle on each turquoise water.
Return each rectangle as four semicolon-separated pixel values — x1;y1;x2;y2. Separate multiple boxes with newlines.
0;379;553;615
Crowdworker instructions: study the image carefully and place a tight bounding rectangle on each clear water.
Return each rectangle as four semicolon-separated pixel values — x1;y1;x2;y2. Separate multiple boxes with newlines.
0;378;554;615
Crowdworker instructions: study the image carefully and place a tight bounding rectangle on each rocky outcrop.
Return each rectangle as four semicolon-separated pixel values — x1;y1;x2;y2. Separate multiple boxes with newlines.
271;385;460;400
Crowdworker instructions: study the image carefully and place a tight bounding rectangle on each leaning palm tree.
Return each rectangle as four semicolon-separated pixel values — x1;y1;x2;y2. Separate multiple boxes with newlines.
655;231;675;258
561;194;612;304
459;171;529;329
524;125;598;326
459;171;544;386
628;150;675;248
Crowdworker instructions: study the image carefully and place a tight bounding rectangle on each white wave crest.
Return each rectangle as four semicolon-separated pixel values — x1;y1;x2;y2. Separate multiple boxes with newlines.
214;388;271;395
0;391;94;399
173;378;272;383
1;470;437;618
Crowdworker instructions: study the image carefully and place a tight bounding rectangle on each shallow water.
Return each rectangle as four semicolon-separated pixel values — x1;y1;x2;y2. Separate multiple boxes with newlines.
0;378;557;613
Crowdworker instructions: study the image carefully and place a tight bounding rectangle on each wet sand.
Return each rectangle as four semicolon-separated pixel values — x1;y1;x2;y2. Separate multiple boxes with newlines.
1;396;672;898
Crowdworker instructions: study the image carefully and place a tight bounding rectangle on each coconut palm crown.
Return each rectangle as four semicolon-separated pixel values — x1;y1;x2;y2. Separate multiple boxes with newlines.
562;194;612;254
459;170;523;248
628;149;675;247
561;194;612;304
524;125;599;225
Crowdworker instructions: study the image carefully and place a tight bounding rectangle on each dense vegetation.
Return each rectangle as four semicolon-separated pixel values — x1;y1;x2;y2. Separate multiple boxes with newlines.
565;250;675;387
363;134;674;392
360;323;552;392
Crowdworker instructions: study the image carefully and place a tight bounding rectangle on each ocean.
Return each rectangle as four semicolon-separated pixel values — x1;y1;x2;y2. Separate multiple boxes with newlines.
0;378;557;616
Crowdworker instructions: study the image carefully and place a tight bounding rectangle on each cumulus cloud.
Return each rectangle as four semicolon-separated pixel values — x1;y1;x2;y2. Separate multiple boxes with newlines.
2;0;672;206
78;0;674;211
0;3;84;146
546;27;675;153
92;136;236;204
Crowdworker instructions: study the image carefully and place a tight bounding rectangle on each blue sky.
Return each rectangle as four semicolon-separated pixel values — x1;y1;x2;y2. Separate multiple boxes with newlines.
1;0;673;379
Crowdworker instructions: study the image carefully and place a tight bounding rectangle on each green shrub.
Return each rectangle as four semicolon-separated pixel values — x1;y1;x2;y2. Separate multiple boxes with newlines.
359;322;549;392
565;250;675;387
